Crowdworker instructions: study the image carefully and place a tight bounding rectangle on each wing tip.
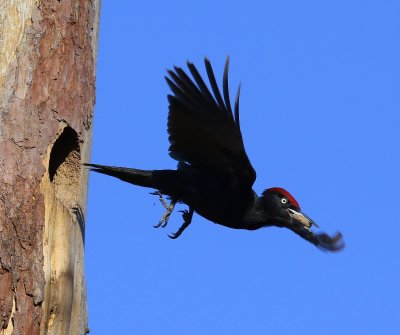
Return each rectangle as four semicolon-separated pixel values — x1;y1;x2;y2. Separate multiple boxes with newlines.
316;231;345;252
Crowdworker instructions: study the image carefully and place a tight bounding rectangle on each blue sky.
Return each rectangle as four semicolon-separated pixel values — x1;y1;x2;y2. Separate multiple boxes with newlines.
85;1;400;334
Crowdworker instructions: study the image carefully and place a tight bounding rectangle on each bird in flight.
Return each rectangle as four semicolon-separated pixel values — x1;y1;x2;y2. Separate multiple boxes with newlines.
85;58;344;251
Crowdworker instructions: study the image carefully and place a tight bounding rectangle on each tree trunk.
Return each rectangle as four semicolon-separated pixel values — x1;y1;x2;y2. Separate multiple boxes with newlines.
0;1;100;334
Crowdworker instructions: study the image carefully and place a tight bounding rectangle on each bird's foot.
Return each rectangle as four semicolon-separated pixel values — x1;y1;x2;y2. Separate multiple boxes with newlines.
168;208;194;239
179;209;192;222
150;191;176;228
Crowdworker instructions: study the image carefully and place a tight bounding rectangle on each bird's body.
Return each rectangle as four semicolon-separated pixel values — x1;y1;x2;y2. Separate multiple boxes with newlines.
88;165;258;230
86;58;344;251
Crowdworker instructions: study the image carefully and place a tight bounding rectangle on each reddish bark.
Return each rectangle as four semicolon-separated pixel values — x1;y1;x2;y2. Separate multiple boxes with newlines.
0;1;100;334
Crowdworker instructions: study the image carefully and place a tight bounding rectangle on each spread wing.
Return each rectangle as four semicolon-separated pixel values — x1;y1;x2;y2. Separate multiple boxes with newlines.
165;57;256;187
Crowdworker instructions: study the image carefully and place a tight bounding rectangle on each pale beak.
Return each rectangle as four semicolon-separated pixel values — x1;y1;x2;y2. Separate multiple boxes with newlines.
286;208;320;229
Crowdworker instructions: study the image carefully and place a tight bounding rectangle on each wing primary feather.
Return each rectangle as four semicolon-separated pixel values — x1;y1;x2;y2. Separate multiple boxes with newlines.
172;66;216;112
165;76;200;111
234;83;242;131
174;67;202;98
165;76;184;98
223;57;234;120
167;70;205;112
186;61;219;111
204;58;226;113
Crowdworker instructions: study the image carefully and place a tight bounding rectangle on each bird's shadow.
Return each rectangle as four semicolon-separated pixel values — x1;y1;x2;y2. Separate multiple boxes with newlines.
72;205;86;244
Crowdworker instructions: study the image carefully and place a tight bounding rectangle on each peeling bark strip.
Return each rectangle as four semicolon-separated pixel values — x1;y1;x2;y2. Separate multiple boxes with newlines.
0;1;100;334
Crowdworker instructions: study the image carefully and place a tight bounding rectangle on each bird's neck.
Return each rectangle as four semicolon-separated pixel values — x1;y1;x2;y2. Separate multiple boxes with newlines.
241;191;272;230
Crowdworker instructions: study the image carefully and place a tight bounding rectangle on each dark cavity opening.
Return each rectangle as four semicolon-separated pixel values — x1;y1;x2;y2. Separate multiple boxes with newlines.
49;126;80;181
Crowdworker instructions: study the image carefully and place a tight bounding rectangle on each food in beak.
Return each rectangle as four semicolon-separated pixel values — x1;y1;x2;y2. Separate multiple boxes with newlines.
287;208;319;229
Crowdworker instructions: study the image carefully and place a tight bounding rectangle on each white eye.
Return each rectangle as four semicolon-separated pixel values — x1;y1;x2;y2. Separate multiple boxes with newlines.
281;198;288;204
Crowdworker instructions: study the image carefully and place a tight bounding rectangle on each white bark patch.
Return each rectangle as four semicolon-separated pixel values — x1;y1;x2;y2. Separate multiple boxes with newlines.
0;0;36;90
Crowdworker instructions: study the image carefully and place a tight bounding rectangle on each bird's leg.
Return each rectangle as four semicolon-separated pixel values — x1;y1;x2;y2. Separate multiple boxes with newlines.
150;191;176;228
169;208;194;239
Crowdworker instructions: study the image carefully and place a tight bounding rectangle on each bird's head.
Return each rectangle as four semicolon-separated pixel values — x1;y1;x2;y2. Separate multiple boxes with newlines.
262;187;318;229
261;187;344;251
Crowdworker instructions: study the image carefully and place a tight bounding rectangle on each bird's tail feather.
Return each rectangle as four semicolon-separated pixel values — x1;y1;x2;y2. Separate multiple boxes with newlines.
84;163;181;195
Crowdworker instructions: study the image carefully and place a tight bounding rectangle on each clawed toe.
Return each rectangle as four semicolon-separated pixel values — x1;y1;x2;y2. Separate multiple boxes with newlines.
151;191;176;228
168;232;179;239
178;209;191;221
168;207;194;239
154;220;166;229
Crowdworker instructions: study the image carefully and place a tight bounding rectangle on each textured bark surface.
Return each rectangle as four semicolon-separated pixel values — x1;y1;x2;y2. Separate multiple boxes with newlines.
0;1;100;334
